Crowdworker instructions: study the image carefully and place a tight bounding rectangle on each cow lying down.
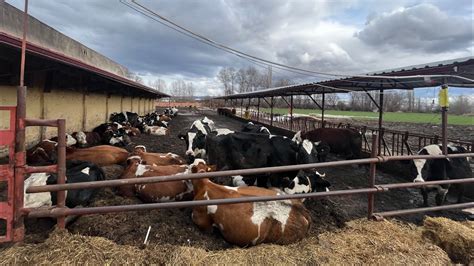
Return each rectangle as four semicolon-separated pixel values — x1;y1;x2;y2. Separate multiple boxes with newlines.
190;159;311;247
24;160;104;208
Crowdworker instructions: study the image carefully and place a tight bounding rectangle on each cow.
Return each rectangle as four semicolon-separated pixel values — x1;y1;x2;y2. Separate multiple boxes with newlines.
164;107;179;117
206;131;329;189
131;145;185;165
143;125;168;136
190;159;311;247
27;139;58;165
92;123;129;146
302;128;362;161
66;145;129;166
241;122;270;135
118;156;192;202
71;131;102;148
49;133;78;147
284;171;331;194
178;117;216;161
24;160;104;208
109;112;127;124
408;144;472;206
110;111;140;127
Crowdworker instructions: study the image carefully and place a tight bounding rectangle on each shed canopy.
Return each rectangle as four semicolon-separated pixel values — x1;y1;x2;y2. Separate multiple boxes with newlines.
216;57;474;99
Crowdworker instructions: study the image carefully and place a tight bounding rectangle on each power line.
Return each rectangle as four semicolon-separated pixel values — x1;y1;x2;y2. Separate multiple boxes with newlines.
122;0;474;88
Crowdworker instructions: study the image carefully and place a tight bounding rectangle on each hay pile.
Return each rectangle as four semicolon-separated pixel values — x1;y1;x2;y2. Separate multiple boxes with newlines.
1;219;451;265
423;217;474;264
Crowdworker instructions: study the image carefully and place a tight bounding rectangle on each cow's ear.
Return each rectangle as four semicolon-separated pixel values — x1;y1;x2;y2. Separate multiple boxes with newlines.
292;131;302;143
207;165;217;172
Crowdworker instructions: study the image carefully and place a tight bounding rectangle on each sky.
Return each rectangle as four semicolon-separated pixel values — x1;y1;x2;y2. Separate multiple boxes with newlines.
6;0;474;97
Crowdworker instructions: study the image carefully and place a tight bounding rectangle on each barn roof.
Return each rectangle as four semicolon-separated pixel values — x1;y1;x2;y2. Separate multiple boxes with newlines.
216;57;474;99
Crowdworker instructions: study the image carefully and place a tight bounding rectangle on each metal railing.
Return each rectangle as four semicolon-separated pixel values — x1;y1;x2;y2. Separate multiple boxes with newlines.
244;110;473;155
21;134;474;227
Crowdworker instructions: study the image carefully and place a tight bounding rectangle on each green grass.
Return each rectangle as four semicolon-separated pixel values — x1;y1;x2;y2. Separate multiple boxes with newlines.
260;108;474;125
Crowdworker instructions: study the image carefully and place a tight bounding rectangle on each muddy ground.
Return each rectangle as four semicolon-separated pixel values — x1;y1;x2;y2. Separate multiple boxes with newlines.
2;107;472;250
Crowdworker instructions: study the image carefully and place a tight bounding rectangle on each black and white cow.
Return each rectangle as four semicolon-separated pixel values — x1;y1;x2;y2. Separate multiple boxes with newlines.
164;107;179;117
206;130;329;189
92;123;129;146
178;117;216;162
110;111;141;127
24;160;105;208
241;122;271;135
409;144;472;206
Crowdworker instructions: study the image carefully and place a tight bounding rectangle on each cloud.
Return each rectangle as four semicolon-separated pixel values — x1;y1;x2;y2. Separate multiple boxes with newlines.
5;0;473;96
355;3;473;53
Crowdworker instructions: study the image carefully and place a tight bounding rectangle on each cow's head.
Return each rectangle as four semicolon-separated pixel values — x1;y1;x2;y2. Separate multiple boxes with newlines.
134;145;147;153
189;158;216;173
74;131;87;147
179;130;207;163
284;170;330;194
66;133;77;147
409;144;446;183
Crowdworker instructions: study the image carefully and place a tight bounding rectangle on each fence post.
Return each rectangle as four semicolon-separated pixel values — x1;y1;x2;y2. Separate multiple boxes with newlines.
56;119;67;228
368;133;379;219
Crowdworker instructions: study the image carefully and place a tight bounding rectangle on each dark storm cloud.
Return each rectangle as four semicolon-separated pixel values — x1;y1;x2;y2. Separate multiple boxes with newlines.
355;3;473;53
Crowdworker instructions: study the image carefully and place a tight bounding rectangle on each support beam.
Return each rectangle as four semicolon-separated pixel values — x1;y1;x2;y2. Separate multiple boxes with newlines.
305;92;322;109
257;97;260;122
280;96;290;107
363;89;380;110
378;89;384;155
270;96;274;126
322;90;325;128
290;95;294;131
440;84;448;155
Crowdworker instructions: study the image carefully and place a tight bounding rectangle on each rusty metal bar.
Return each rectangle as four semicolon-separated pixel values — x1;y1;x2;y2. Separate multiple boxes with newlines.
26;153;474;193
56;119;66;228
270;96;274;126
25;187;382;218
24;118;59;127
12;0;29;242
367;134;378;219
373;202;474;219
25;165;58;174
305;92;322;109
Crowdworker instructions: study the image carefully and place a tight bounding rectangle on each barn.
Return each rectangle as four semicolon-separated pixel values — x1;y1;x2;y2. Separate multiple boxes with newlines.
0;3;168;154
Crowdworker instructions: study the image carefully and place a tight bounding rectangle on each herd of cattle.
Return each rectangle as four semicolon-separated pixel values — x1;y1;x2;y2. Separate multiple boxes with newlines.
22;109;472;247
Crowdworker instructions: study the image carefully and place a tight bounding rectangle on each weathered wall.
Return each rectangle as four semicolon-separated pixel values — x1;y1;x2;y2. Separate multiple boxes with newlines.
0;86;153;157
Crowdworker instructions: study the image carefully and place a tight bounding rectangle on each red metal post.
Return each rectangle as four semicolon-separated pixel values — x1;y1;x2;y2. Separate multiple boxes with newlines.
378;89;384;155
368;133;378;219
56;119;67;228
12;0;29;242
440;84;448;155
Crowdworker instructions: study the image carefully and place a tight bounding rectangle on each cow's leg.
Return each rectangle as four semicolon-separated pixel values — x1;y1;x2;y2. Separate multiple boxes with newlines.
421;188;429;207
435;186;449;206
192;208;213;233
256;176;269;188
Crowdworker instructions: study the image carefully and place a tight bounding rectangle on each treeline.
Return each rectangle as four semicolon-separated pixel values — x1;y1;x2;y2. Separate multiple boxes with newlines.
217;67;473;115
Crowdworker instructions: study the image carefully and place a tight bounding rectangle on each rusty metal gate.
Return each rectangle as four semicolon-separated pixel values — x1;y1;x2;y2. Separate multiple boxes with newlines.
0;107;16;242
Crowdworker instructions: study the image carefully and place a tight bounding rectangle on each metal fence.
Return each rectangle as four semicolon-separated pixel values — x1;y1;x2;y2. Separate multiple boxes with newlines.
246;110;473;156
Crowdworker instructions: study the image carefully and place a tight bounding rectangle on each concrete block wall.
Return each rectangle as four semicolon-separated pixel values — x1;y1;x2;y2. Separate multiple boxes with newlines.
0;85;155;156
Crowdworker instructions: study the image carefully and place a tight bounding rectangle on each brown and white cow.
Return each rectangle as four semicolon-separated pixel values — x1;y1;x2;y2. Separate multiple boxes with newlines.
71;131;102;148
143;125;168;136
66;145;129;166
118;156;192;202
131;145;185;165
190;159;311;247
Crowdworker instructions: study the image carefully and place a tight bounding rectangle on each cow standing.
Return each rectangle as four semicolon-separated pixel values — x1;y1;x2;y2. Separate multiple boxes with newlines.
190;159;311;247
206;131;329;189
409;144;472;206
178;117;216;161
302;128;362;161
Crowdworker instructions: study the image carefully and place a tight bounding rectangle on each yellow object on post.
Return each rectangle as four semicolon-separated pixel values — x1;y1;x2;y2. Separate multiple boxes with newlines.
438;85;449;108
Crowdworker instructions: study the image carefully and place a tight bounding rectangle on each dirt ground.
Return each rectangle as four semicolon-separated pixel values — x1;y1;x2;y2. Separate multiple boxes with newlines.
1;108;472;257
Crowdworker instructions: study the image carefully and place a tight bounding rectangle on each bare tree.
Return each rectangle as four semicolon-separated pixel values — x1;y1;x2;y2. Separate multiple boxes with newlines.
149;78;167;94
450;95;472;115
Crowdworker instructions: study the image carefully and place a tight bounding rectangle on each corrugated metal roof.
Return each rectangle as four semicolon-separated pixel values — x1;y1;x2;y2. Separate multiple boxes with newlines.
216;57;474;99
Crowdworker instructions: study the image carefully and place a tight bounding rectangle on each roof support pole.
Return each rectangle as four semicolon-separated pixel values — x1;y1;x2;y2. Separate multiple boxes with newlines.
322;90;326;128
270;96;274;126
440;84;448;155
290;95;294;131
280;96;290;107
363;89;380;110
240;98;243;118
378;89;384;155
13;0;29;242
257;97;260;122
